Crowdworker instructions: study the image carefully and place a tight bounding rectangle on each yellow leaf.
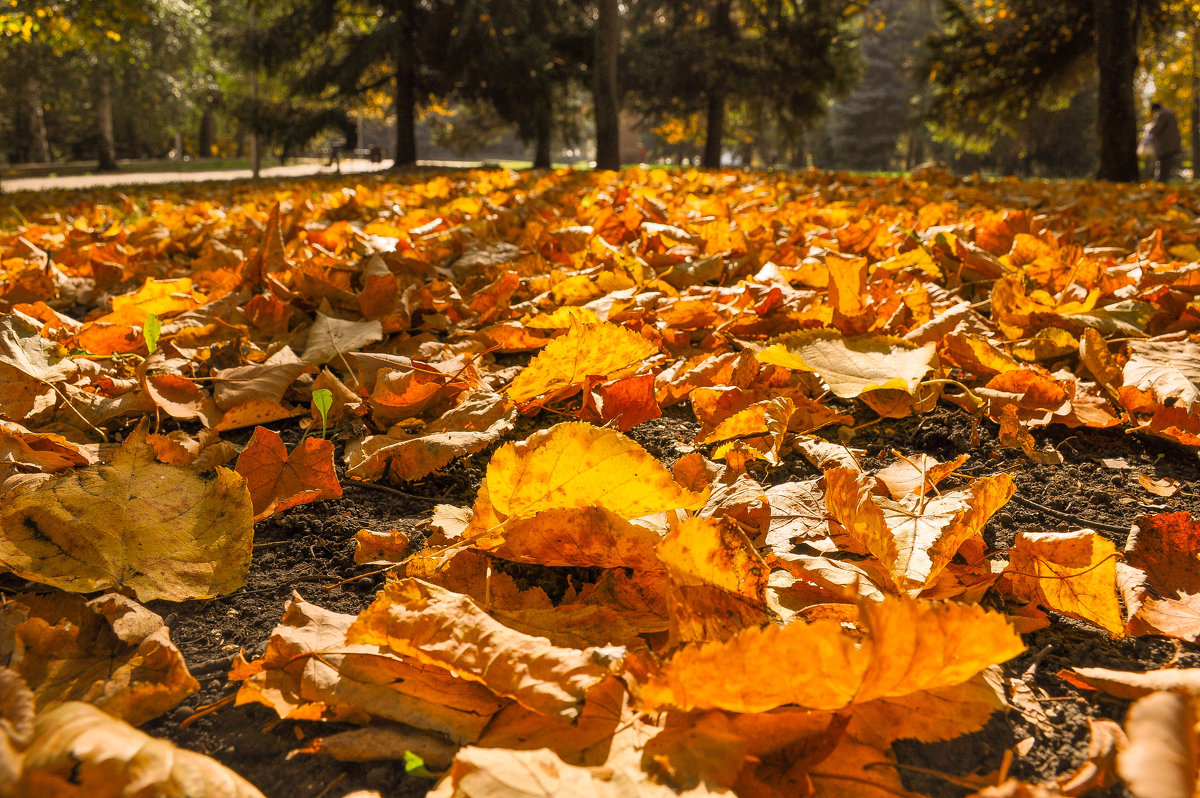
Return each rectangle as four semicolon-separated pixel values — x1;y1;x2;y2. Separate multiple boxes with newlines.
507;320;657;405
0;425;254;602
633;595;1023;712
757;330;936;398
17;702;264;798
348;578;619;721
657;517;772;644
477;505;664;571
1005;530;1124;635
825;467;1013;593
475;422;707;525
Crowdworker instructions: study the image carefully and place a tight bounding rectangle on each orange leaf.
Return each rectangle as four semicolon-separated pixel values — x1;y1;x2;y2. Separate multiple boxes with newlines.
235;427;342;521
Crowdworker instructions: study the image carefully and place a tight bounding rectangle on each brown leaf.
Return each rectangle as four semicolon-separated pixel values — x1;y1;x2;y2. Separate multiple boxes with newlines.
17;702;265;797
0;424;253;601
0;592;197;725
347;578;619;721
1118;691;1198;798
235;426;342;520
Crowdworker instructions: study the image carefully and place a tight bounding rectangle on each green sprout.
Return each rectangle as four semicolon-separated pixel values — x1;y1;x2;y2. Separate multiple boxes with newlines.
143;313;161;356
312;388;333;439
402;750;437;778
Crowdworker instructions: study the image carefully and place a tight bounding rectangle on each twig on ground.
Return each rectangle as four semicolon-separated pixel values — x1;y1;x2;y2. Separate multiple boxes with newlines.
1009;493;1130;535
344;479;457;503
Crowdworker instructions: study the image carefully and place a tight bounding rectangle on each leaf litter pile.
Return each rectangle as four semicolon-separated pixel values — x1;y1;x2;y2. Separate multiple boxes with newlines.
3;169;1200;798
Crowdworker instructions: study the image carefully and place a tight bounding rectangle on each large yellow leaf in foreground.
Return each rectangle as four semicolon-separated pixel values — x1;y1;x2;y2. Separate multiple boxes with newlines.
16;702;264;798
0;427;254;601
348;578;620;721
757;330;936;398
479;422;708;522
634;596;1023;713
507;321;657;405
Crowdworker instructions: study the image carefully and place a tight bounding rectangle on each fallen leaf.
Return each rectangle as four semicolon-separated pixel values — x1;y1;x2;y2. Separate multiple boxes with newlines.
633;595;1023;712
235;426;342;520
1124;512;1200;641
300;312;384;365
231;592;505;743
1118;691;1198;798
347;578;620;721
0;592;197;726
0;424;253;601
1004;530;1124;635
16;702;265;797
470;422;707;530
825;466;1014;593
757;330;936;398
1138;474;1179;497
507;321;657;406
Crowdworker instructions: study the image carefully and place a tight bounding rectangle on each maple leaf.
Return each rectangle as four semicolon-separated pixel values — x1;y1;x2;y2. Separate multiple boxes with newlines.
507;320;657;406
0;425;253;601
757;330;936;398
235;427;342;521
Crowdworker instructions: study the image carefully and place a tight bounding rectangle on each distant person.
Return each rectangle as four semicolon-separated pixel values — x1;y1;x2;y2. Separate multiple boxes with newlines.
1142;102;1182;183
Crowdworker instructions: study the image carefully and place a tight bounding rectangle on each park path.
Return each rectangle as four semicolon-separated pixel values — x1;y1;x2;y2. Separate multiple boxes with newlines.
1;158;397;193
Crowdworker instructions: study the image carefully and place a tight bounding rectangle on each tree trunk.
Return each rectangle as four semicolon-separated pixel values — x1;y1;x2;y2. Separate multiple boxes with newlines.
393;49;417;166
702;0;733;169
703;89;726;168
593;0;620;170
1192;25;1199;182
533;112;552;168
198;107;216;158
95;57;119;171
23;72;50;163
1093;0;1139;182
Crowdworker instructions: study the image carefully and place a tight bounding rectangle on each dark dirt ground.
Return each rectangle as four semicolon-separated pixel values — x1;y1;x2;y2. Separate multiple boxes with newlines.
124;399;1200;798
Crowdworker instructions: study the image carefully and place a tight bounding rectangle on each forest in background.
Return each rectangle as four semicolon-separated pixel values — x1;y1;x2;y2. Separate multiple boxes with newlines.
0;0;1198;180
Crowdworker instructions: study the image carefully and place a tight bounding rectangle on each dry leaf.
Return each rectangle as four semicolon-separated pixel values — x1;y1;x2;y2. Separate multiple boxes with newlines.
0;592;197;725
230;592;505;743
757;330;936;398
347;578;620;721
0;425;253;601
16;702;265;797
507;321;657;406
1004;530;1124;635
633;595;1023;712
1117;691;1198;798
825;466;1013;593
235;426;342;520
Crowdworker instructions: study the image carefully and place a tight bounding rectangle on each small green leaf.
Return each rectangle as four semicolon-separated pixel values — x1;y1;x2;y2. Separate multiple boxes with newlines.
312;388;333;439
403;750;437;778
144;313;161;355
